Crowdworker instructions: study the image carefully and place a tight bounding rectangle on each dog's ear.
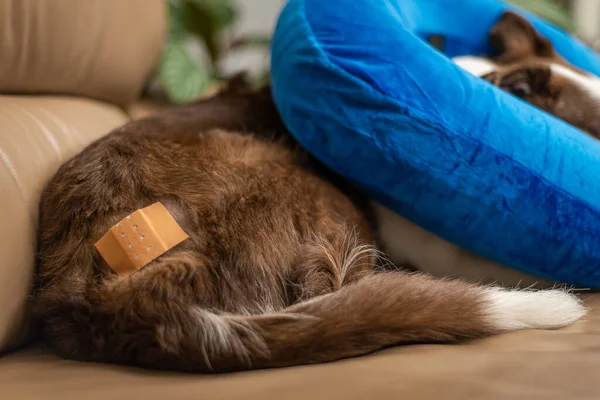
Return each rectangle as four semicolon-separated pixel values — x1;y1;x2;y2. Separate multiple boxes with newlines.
490;11;555;62
498;67;553;99
482;71;499;85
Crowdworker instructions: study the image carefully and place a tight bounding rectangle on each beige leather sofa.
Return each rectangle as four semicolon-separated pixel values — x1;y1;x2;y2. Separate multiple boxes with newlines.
1;1;600;399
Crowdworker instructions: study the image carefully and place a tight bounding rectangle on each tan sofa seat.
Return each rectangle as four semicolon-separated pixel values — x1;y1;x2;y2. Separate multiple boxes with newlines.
2;293;599;400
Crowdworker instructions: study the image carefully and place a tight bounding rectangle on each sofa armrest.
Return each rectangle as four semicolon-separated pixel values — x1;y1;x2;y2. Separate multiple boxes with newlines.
0;95;129;352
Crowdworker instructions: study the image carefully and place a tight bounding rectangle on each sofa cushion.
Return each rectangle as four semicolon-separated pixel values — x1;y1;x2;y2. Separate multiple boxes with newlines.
1;294;599;399
0;96;128;352
0;0;165;105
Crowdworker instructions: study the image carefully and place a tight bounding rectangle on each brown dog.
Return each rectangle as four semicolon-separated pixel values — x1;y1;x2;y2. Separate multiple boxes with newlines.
34;61;584;373
455;11;600;139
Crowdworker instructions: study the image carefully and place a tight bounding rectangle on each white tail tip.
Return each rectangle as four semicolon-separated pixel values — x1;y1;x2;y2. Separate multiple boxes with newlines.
483;287;587;332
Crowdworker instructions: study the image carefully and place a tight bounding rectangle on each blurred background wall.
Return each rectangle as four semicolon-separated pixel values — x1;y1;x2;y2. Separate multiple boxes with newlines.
572;0;600;48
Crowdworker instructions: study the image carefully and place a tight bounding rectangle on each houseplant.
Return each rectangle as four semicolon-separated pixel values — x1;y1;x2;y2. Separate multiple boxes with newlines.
157;0;271;104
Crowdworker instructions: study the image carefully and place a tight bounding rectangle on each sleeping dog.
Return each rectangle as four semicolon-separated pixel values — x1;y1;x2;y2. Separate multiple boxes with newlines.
373;11;600;288
455;11;600;139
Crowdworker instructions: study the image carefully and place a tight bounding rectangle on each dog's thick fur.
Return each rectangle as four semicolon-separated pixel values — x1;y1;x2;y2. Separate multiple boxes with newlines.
34;36;586;373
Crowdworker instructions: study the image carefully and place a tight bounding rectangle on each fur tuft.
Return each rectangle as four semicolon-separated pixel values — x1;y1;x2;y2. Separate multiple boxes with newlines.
482;287;587;331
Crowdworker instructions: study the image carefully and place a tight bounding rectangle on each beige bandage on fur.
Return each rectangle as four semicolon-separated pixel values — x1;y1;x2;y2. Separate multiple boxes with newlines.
95;202;189;276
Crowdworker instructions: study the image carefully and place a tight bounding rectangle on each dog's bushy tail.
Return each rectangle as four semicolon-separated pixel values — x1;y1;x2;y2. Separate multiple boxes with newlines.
36;239;586;373
218;271;585;371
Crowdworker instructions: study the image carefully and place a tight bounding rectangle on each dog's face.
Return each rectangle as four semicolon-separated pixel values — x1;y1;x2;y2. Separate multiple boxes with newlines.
454;12;600;139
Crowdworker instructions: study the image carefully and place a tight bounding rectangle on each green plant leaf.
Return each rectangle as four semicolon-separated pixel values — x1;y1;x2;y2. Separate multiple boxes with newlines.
507;0;575;32
181;1;219;64
179;0;237;67
187;0;236;31
168;2;188;42
158;43;211;104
